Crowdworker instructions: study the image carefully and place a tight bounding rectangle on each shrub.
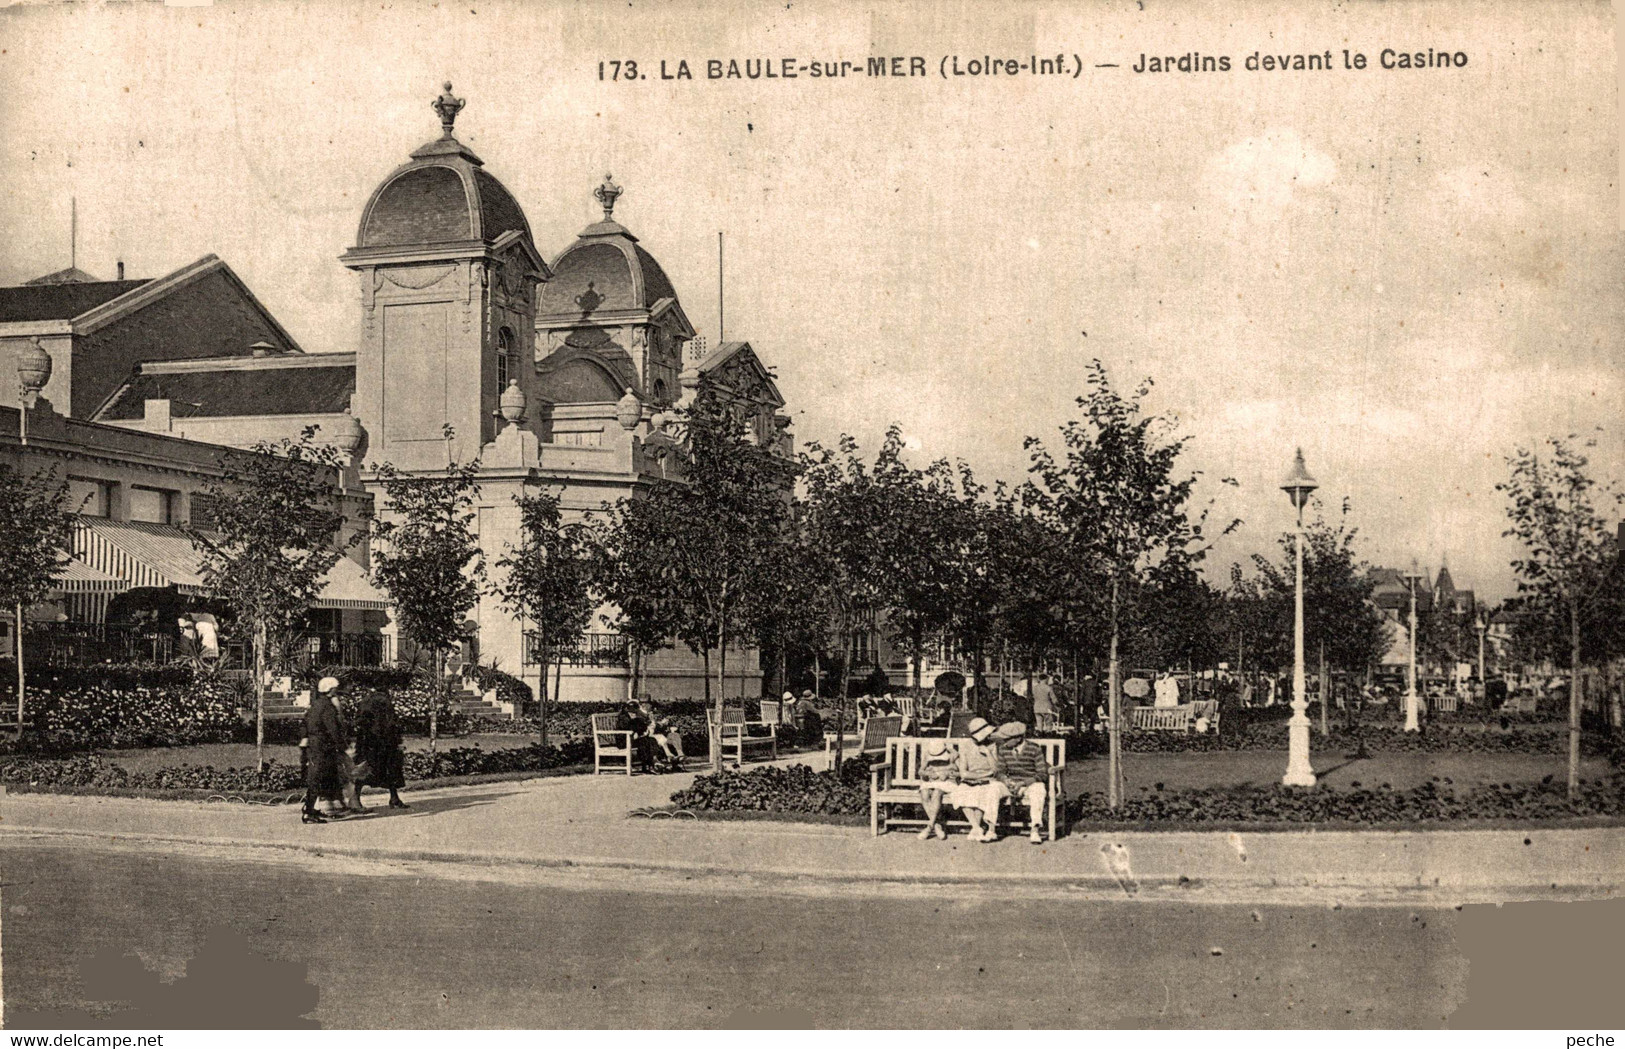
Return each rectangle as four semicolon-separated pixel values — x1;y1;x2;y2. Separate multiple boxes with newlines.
1066;776;1625;825
669;757;871;815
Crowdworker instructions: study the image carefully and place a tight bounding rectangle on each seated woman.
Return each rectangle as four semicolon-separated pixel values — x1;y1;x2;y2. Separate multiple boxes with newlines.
616;702;663;774
943;717;1006;842
637;698;685;771
916;738;957;840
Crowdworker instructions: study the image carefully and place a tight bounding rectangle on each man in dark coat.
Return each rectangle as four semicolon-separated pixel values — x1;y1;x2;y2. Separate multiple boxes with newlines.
352;690;408;808
301;679;347;824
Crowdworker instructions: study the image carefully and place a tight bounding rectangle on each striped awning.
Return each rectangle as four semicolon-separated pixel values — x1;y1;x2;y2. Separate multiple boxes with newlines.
314;556;391;611
71;519;390;610
72;519;208;595
49;555;132;594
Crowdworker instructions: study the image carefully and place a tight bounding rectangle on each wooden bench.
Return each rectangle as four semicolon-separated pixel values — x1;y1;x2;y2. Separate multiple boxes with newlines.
1130;705;1192;732
708;708;778;767
869;737;1066;841
825;714;902;770
590;713;635;776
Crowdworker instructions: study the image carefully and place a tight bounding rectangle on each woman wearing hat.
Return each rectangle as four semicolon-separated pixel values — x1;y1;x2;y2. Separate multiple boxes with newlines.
945;717;1006;842
300;677;348;824
916;738;957;840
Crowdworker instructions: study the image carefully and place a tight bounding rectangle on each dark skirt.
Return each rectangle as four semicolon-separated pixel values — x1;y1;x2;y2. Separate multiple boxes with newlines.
355;739;406;789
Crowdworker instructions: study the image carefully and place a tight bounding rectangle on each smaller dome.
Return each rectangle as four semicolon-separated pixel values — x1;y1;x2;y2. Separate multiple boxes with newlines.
537;176;679;320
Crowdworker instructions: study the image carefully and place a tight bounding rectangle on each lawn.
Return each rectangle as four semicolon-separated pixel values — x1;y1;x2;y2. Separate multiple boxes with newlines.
96;733;542;774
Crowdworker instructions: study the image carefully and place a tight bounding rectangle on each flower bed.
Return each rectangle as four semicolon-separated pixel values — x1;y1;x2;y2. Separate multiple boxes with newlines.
0;739;594;796
666;757;1625;827
1065;776;1625;825
668;757;872;814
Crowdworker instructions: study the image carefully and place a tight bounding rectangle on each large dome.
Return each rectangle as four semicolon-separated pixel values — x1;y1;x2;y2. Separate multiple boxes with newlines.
353;84;532;250
537;176;679;320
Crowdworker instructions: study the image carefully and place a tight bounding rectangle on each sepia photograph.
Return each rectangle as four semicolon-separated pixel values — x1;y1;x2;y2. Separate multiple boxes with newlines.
0;0;1621;1033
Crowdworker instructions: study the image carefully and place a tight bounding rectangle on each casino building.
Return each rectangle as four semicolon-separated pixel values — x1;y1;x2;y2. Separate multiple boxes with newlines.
0;84;789;702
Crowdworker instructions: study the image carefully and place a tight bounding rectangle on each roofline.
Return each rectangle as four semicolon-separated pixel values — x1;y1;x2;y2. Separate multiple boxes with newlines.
136;351;356;375
694;340;786;407
71;255;308;355
0;321;76;337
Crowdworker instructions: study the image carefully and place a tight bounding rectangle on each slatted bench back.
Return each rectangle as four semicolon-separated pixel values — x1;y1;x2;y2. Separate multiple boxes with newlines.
881;737;1065;789
1130;706;1191;731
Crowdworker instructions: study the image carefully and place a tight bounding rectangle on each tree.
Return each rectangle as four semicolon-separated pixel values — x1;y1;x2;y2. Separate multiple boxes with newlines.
600;383;788;768
190;430;359;770
369;432;484;754
495;485;597;745
1497;433;1624;796
1025;360;1234;808
1248;498;1388;734
0;464;74;735
800;433;909;764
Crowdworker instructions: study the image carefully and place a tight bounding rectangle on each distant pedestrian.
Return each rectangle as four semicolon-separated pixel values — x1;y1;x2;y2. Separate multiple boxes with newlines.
1030;674;1057;732
353;689;408;809
1153;671;1181;709
301;677;346;824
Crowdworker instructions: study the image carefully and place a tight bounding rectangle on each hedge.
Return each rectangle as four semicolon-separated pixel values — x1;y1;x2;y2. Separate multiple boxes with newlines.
0;739;595;794
666;759;1625;826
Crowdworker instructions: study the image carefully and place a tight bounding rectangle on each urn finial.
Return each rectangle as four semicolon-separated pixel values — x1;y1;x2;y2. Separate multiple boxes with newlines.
594;174;623;220
432;81;465;138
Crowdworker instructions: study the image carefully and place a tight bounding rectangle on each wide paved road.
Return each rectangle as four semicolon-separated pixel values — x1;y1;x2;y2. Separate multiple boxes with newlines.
0;842;1600;1029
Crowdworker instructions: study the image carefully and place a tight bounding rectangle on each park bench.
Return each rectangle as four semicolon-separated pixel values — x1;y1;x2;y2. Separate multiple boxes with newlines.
590;712;636;776
869;736;1066;841
825;714;903;770
760;699;795;727
1130;705;1192;732
707;707;778;767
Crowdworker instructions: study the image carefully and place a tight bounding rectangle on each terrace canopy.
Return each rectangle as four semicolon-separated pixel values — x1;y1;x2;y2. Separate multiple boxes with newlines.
71;519;389;610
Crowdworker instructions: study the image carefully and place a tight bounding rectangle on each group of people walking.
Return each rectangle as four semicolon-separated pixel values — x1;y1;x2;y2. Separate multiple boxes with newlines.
302;676;408;824
916;716;1052;844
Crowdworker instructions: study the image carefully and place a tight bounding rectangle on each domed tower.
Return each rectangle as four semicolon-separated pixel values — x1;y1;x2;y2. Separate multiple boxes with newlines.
341;83;550;470
534;176;694;409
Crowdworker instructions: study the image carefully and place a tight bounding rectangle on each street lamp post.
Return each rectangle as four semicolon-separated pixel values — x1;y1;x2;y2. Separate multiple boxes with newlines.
1403;559;1423;733
13;340;52;736
1476;612;1488;701
1280;448;1317;788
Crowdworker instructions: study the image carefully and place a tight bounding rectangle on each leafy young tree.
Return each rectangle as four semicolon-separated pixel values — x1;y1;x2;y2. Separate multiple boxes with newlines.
799;432;909;764
495;486;597;745
1025;360;1234;808
0;464;75;734
1248;498;1388;733
1497;433;1624;796
600;382;789;767
190;430;360;770
370;434;484;755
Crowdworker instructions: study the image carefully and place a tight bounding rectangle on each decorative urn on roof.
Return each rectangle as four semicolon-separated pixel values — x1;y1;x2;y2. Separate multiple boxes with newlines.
330;409;366;460
17;338;52;406
616;387;642;431
499;378;528;423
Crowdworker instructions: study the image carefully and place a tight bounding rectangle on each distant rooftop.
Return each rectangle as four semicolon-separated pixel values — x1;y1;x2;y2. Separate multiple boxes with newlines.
0;278;150;323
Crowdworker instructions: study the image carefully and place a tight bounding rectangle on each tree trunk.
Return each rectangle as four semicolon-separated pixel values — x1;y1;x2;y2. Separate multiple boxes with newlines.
912;625;923;691
626;640;637;703
550;651;563;746
254;621;267;772
14;604;25;741
1568;598;1581;798
538;646;550;746
714;620;728;772
429;646;441;756
1319;638;1328;737
835;625;852;767
1108;577;1123;810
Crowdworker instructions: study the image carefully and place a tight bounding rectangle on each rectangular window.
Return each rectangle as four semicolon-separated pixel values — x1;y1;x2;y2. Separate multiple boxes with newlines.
128;486;178;525
189;493;220;531
67;477;112;517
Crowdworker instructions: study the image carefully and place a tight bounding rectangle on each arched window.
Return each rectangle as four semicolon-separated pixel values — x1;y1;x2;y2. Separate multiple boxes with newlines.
496;327;516;395
653;378;668;403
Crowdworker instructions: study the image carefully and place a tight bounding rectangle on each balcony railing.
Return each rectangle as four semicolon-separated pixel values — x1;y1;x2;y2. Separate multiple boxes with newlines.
524;631;630;667
24;622;389;670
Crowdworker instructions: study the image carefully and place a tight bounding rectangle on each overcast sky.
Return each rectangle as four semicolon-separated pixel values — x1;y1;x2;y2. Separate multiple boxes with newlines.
3;0;1619;600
